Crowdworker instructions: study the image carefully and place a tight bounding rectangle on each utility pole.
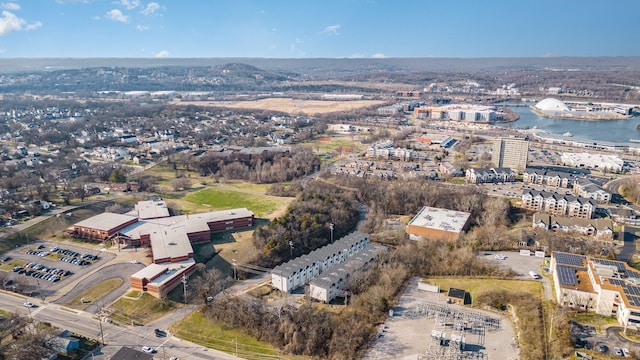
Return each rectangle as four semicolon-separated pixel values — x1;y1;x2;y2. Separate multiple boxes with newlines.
98;315;105;346
96;304;105;346
181;274;188;304
234;337;238;358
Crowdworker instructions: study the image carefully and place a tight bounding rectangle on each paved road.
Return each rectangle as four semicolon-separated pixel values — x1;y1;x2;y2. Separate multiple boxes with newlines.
618;226;639;262
52;262;145;312
0;291;237;360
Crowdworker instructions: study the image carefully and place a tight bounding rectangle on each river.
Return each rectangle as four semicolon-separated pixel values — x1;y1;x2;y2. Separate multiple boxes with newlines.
498;104;640;144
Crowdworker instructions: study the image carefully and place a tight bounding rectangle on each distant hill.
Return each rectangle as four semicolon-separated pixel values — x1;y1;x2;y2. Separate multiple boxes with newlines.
2;56;640;75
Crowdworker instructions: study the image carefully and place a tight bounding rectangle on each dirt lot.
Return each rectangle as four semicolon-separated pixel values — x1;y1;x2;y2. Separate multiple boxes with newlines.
364;277;519;360
173;98;387;115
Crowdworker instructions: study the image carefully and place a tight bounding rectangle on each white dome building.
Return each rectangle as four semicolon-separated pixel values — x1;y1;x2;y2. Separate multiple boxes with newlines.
534;98;571;112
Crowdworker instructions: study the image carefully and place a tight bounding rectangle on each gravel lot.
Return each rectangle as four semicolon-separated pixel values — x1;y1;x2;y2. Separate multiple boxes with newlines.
364;277;519;360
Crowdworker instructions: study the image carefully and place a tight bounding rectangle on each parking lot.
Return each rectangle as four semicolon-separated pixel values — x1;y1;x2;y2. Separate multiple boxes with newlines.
478;251;545;279
2;241;116;299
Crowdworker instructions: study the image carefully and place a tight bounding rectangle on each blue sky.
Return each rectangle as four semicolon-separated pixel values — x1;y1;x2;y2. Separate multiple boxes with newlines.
0;0;638;58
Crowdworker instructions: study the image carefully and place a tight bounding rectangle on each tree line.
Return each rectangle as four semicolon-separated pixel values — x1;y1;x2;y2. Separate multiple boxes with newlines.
252;181;360;268
191;147;321;184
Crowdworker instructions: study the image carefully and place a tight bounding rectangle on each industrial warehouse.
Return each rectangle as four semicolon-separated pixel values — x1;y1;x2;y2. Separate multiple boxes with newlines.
405;206;472;241
71;200;255;298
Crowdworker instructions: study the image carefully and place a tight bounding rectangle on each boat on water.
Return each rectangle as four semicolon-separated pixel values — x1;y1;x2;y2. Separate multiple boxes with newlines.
563;132;573;137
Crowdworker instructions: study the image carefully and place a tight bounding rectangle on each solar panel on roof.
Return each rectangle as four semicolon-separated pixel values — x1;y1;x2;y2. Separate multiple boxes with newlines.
609;278;626;286
554;252;586;267
628;295;640;307
594;259;625;272
557;265;578;286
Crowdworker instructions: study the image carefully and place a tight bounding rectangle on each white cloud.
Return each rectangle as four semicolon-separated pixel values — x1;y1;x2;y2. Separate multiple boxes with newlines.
348;54;364;58
0;10;42;36
0;10;24;36
154;50;169;58
322;24;340;36
372;53;385;58
118;0;140;10
136;24;149;31
106;9;128;23
141;2;160;15
0;3;20;11
26;21;42;31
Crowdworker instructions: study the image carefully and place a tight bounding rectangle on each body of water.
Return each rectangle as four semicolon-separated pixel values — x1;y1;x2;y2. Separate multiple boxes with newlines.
499;105;640;144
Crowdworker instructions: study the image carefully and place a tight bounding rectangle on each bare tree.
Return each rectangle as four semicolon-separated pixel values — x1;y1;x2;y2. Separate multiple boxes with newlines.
192;267;233;303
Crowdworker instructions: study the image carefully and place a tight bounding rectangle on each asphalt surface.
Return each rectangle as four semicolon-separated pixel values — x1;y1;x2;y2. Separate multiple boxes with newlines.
618;226;640;262
53;262;145;312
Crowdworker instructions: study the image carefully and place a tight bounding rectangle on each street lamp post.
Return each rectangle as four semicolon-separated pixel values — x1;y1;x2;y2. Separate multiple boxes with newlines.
329;223;334;243
232;259;237;281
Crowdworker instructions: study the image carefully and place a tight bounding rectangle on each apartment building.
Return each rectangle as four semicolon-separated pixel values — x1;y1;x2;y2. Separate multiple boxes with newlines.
492;138;529;173
521;190;596;219
550;252;640;328
532;213;613;239
270;232;370;293
465;167;515;184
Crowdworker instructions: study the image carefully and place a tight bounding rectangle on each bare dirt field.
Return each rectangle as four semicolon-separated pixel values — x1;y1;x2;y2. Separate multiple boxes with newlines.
173;98;387;115
364;277;519;360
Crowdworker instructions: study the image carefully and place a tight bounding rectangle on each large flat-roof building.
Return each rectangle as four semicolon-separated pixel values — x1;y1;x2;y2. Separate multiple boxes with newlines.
72;202;254;299
72;213;139;241
551;251;640;329
130;259;197;299
405;206;471;241
492;138;529;173
560;152;624;173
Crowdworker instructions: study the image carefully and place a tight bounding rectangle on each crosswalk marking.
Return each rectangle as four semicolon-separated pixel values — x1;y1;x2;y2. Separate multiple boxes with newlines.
31;306;46;316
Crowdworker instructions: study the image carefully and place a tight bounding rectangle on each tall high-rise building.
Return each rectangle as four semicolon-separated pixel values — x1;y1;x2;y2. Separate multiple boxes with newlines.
492;138;529;173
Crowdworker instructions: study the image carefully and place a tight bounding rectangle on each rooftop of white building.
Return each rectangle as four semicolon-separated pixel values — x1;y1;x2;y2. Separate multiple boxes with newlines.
408;206;471;234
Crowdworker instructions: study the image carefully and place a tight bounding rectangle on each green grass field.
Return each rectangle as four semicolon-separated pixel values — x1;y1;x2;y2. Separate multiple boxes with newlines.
108;293;180;325
182;188;285;217
427;277;543;304
170;311;285;360
65;278;124;310
303;137;367;154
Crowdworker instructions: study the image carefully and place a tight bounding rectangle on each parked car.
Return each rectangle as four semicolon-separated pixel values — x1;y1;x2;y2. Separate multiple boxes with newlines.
154;328;166;337
494;254;506;260
141;346;156;354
